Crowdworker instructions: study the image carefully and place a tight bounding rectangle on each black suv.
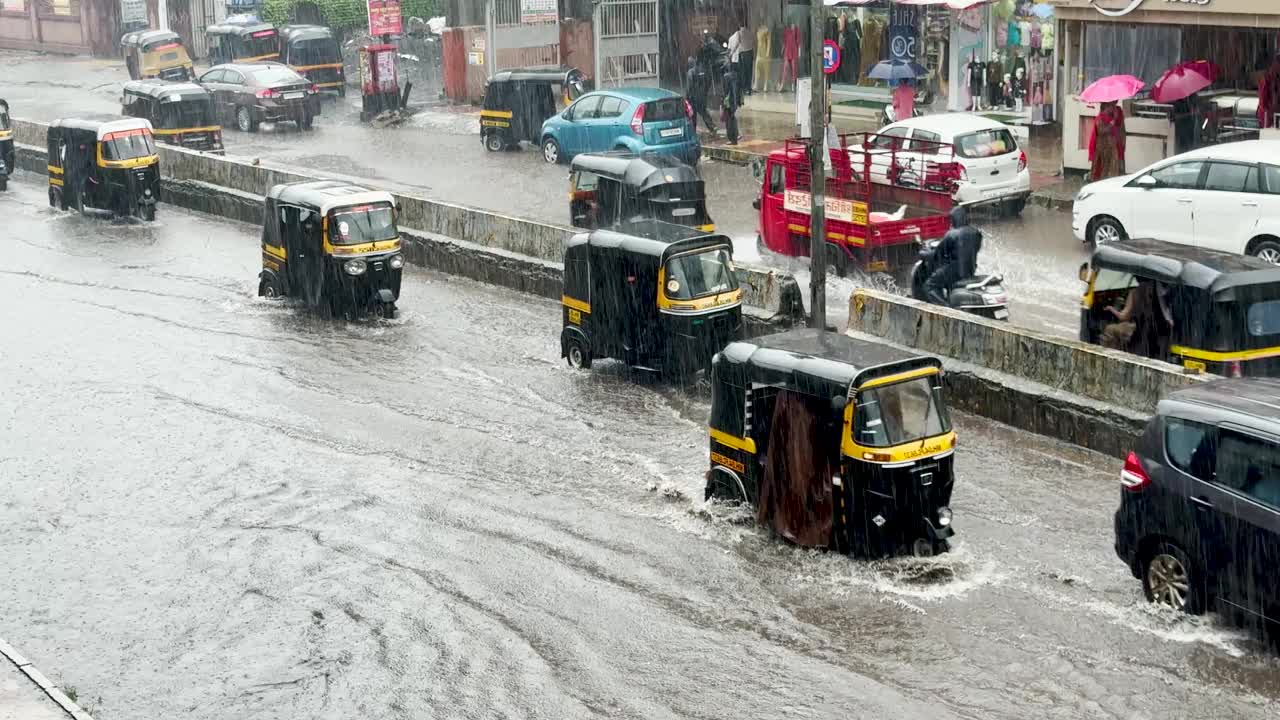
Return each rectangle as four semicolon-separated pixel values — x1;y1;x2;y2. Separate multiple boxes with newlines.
1115;379;1280;627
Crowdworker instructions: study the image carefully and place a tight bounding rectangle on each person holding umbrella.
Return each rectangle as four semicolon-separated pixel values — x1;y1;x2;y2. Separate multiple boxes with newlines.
868;59;927;124
1079;74;1143;181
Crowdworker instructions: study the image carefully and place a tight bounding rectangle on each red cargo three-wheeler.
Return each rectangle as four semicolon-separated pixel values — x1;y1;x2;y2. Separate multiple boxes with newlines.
755;132;958;276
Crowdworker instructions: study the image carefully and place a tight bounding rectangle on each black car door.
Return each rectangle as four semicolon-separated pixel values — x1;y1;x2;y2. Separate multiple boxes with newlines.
221;69;247;116
1157;416;1217;583
1209;428;1280;623
198;69;228;122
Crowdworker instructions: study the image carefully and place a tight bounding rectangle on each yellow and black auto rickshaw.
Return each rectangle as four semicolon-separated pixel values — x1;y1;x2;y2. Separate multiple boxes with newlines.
480;68;586;152
47;115;160;220
560;220;741;378
568;152;715;232
706;329;957;558
121;80;224;154
0;98;12;192
1081;238;1280;377
277;25;345;96
206;21;279;65
121;29;194;82
259;180;404;317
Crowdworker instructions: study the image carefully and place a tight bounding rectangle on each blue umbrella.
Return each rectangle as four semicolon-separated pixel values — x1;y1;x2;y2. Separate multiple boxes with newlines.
1030;3;1055;18
867;60;928;82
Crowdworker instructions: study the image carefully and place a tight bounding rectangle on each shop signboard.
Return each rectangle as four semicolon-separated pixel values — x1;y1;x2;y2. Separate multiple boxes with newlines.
119;0;147;26
367;0;402;36
888;4;919;63
520;0;557;23
1066;0;1280;16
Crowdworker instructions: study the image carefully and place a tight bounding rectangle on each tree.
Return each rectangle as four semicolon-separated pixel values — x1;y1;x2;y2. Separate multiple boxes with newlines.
261;0;441;35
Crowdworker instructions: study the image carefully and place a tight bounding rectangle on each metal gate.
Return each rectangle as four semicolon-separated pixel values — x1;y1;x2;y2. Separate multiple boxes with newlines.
488;0;560;73
594;0;659;88
187;0;216;59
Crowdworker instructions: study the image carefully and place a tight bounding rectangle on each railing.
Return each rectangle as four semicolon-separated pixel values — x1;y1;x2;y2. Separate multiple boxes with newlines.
599;0;657;39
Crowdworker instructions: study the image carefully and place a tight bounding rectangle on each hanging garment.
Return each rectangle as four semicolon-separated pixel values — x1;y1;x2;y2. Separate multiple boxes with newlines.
841;18;863;83
755;391;836;549
771;23;783;59
996;22;1008;48
1007;21;1020;48
1030;24;1042;50
1019;21;1032;48
754;25;772;92
1041;23;1054;52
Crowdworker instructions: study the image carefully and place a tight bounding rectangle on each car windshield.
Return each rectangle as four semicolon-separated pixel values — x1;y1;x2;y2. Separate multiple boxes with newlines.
854;375;951;448
291;39;339;65
100;129;156;160
644;98;685;123
157;98;214;129
955;128;1018;159
664;247;737;300
250;67;304;85
330;203;397;245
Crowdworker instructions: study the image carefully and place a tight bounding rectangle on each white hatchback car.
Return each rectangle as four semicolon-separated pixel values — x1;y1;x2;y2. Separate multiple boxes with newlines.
861;114;1032;215
1072;140;1280;263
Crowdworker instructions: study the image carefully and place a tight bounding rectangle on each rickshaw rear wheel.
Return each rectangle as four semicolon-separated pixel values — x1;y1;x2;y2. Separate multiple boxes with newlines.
0;176;6;192
566;337;592;369
484;133;506;152
49;187;62;209
300;112;315;131
825;243;849;278
704;468;745;503
140;204;156;222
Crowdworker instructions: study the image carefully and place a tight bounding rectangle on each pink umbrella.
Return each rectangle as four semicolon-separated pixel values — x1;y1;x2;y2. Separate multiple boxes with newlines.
1152;60;1220;104
1079;75;1145;103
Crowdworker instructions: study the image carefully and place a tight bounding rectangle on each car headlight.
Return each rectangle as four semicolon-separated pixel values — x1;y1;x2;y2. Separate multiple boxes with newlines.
937;506;953;527
389;254;405;270
343;259;367;276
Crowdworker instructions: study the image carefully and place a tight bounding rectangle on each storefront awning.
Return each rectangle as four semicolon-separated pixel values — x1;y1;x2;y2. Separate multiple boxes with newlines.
824;0;994;8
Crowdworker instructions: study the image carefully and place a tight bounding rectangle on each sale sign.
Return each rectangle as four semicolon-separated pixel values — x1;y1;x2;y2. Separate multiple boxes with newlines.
367;0;402;36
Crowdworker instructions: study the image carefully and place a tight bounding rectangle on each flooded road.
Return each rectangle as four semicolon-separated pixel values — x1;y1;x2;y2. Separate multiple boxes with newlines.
1;175;1277;719
2;51;1086;338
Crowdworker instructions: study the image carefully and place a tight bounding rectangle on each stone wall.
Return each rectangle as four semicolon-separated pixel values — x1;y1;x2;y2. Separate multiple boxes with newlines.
848;288;1210;414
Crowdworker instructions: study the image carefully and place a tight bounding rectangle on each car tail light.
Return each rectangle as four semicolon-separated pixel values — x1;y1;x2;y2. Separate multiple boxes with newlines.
256;88;278;99
1017;150;1027;173
1228;360;1243;378
630;103;646;136
1120;451;1150;491
684;99;693;121
309;83;319;94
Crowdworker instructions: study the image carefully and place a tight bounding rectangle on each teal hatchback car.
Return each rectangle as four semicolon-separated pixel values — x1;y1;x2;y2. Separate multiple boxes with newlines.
539;87;700;165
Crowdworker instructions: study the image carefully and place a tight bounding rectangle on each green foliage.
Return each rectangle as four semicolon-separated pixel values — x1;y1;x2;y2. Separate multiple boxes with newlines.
261;0;440;34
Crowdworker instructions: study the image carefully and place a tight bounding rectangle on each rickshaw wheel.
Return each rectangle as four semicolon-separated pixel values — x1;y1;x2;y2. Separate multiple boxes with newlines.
259;278;281;299
484;133;506;152
825;243;849;278
48;187;62;209
300;113;314;131
0;176;6;192
140;204;156;222
566;337;592;369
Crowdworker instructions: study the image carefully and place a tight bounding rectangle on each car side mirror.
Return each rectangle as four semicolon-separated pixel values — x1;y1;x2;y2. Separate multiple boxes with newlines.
752;197;761;210
1078;262;1091;283
1136;175;1157;189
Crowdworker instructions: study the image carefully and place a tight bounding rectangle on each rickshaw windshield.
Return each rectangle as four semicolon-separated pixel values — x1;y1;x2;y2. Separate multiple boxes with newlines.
854;375;951;448
157;98;214;129
664;247;737;300
291;38;339;65
100;130;156;160
329;203;397;245
245;32;278;57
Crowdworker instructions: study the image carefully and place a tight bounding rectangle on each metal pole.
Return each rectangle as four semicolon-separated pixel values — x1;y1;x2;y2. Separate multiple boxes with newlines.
593;1;603;90
485;0;496;79
808;0;827;330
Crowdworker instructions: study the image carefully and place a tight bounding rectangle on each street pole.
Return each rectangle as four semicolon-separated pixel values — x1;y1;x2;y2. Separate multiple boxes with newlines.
808;0;827;331
485;0;497;80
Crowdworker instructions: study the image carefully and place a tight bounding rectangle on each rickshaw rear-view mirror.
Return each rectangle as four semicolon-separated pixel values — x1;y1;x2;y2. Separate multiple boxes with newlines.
752;197;761;210
830;395;848;412
750;157;764;180
1078;262;1090;283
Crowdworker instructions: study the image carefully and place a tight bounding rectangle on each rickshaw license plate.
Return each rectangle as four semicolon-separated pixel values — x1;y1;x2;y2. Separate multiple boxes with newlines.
994;308;1009;319
660;128;683;138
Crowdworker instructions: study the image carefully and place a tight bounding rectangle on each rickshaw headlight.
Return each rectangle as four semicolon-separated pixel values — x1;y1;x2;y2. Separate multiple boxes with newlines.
343;259;367;276
937;506;953;527
389;254;405;270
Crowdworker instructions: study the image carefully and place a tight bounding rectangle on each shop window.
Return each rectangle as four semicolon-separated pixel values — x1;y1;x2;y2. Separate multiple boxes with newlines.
1084;24;1180;88
37;0;78;16
1;0;25;13
1202;162;1258;194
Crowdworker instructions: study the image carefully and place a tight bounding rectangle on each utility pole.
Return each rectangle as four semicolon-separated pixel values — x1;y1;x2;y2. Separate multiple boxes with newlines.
485;0;497;80
807;0;827;330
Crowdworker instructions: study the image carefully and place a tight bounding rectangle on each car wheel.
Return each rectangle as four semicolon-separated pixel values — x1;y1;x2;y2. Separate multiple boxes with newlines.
565;336;591;369
236;106;258;133
825;243;848;278
484;133;506;152
1141;542;1206;615
1250;238;1280;265
1090;216;1126;246
542;137;561;164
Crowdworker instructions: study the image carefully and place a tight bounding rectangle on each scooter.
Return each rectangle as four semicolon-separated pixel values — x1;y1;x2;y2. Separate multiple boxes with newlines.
909;239;1009;321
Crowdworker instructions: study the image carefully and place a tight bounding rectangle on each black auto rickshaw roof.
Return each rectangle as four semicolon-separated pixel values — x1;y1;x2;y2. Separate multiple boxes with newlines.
206;22;275;36
121;29;183;49
488;68;583;85
571;153;702;194
122;79;209;99
267;179;396;214
277;24;334;42
718;329;943;395
585;220;729;260
1093;238;1280;298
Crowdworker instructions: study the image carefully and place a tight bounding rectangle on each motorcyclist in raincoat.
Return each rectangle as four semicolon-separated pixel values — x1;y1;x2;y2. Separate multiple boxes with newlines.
925;206;983;306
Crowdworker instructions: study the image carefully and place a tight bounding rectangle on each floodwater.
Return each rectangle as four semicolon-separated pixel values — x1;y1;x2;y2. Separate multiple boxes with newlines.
1;176;1277;719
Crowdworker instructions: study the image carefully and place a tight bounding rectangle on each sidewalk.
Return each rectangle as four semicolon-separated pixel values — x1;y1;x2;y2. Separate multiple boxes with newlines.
0;638;93;720
698;98;1077;212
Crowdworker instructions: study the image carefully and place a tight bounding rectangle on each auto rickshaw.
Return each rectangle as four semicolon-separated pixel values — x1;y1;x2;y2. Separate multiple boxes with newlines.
705;329;956;558
259;180;404;317
47;115;160;221
560;220;741;377
480;68;586;152
278;25;345;96
568;152;715;232
0;99;13;192
206;21;279;64
121;29;194;82
1080;237;1280;377
121;80;223;154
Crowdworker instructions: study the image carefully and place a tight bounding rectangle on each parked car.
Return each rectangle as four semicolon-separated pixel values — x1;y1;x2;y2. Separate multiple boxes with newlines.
1115;379;1280;631
539;88;700;166
1072;139;1280;263
866;114;1030;215
196;62;320;133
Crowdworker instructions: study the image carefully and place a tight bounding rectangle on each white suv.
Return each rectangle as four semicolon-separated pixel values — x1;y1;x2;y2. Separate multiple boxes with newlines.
1072;140;1280;263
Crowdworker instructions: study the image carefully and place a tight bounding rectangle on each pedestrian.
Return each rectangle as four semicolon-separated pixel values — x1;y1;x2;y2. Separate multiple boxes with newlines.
722;63;741;145
685;56;716;136
891;79;915;123
729;22;754;98
1088;100;1127;181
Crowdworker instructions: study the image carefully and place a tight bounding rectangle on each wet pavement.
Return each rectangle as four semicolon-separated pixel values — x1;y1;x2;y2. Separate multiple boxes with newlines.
1;50;1086;338
2;173;1278;719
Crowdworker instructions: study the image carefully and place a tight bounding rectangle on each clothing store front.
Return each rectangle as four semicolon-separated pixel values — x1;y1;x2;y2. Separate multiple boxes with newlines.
1053;0;1280;174
949;1;1056;122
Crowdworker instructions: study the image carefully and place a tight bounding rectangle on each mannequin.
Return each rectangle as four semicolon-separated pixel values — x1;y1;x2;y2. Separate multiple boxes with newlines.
1013;66;1025;112
779;23;801;92
987;51;1003;108
840;13;862;84
967;52;985;111
754;23;772;93
1001;73;1014;109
